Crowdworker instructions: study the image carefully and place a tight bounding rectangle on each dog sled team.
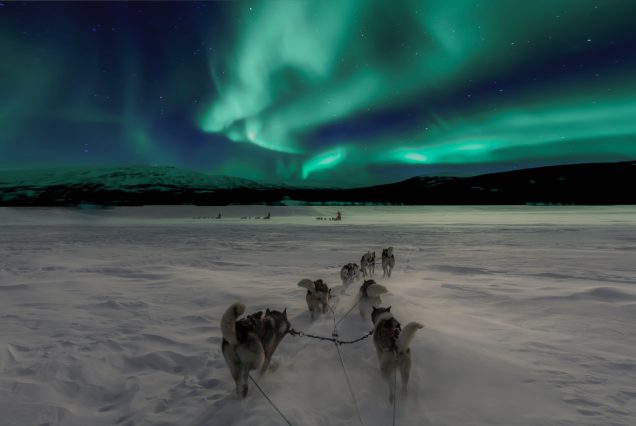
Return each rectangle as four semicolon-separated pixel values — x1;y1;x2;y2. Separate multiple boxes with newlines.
316;210;342;221
221;246;424;405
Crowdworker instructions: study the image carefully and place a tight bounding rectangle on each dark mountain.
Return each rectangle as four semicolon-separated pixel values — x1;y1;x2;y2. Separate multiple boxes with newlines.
0;161;635;206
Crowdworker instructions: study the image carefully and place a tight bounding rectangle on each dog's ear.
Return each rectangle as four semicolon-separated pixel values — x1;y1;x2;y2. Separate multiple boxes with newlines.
372;306;378;312
282;308;287;318
387;306;391;312
266;308;271;316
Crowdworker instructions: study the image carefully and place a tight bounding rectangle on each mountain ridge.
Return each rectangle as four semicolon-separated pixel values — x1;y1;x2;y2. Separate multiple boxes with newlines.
1;161;635;206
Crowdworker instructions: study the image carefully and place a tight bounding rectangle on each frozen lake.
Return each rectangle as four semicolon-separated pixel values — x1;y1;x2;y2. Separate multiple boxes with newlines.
1;206;635;425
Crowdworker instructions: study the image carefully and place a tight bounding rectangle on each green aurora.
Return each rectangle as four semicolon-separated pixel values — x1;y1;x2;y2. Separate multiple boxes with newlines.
200;0;636;182
1;1;635;185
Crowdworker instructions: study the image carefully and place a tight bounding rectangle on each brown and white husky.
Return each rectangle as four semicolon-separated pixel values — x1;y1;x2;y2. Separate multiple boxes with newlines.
371;306;424;404
221;303;290;397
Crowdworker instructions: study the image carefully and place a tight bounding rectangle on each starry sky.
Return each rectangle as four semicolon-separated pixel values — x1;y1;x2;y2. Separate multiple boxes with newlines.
1;1;635;186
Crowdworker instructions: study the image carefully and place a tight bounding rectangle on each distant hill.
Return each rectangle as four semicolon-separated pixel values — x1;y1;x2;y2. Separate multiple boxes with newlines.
0;161;635;206
0;166;274;206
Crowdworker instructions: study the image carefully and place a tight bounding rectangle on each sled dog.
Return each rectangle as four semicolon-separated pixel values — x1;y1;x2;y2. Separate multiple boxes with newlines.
358;279;387;319
340;263;360;285
360;251;376;277
371;306;423;404
298;279;332;320
221;303;290;397
381;247;395;278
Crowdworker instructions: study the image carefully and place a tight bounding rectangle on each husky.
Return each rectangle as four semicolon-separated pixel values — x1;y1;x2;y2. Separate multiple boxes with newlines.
340;263;360;285
358;279;387;319
221;303;290;398
371;306;424;404
382;247;395;278
298;279;332;320
360;251;376;278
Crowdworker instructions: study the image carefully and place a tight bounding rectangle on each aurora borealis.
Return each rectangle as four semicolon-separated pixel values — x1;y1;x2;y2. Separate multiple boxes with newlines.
1;1;635;186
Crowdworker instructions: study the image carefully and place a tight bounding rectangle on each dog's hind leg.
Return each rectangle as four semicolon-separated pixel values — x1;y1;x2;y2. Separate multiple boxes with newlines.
380;352;396;404
260;357;270;375
400;354;411;396
239;365;249;398
230;363;241;396
359;298;368;319
222;345;241;396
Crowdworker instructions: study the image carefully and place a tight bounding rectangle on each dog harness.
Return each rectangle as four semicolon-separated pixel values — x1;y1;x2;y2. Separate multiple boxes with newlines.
313;279;329;293
233;312;271;343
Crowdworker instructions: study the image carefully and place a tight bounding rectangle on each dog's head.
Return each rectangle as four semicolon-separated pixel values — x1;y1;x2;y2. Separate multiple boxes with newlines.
372;306;401;332
345;263;358;275
371;305;391;325
265;308;291;336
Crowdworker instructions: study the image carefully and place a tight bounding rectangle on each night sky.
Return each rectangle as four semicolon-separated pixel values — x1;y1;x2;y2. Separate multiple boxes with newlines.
1;1;635;186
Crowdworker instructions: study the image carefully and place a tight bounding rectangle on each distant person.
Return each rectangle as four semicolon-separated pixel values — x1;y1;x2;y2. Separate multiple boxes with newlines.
335;211;342;221
264;212;271;219
216;212;222;219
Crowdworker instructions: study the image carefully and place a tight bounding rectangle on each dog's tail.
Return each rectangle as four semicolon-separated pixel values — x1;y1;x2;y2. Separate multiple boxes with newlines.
298;279;315;292
221;303;245;345
398;322;424;352
365;283;388;298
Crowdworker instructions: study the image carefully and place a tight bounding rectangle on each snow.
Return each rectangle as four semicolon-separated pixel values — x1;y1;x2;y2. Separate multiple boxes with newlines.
1;205;635;426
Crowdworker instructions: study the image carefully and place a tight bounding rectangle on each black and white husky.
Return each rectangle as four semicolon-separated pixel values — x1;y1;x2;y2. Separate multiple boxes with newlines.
361;251;376;277
358;279;387;319
221;303;290;398
381;247;395;278
371;306;424;404
340;263;360;285
298;279;332;320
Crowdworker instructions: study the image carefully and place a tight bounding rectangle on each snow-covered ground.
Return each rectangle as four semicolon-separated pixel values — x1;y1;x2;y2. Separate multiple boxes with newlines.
1;206;635;426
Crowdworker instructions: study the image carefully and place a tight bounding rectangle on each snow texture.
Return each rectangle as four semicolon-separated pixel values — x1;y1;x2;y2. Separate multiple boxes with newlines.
1;205;635;426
